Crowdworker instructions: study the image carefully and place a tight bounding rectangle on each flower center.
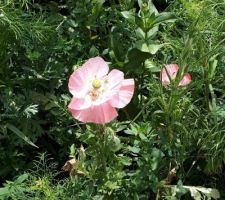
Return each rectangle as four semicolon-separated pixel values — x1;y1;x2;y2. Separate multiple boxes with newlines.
92;79;101;89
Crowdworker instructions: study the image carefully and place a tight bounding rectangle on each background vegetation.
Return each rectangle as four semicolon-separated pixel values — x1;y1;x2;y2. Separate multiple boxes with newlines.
0;0;224;199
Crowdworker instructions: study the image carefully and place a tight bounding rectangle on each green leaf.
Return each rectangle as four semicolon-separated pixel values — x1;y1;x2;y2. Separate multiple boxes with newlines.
93;0;106;18
144;59;160;72
96;0;105;11
6;124;38;148
110;30;126;62
139;132;147;141
119;156;132;166
125;48;151;72
124;129;135;135
104;180;120;190
151;148;164;159
148;0;158;15
44;102;57;110
93;195;104;200
121;10;135;24
0;187;10;197
148;44;164;54
147;26;158;39
89;45;99;57
27;51;41;61
177;180;188;196
135;40;164;54
135;27;145;39
135;41;149;52
70;144;76;157
208;59;218;80
15;174;29;184
154;12;176;25
128;146;140;154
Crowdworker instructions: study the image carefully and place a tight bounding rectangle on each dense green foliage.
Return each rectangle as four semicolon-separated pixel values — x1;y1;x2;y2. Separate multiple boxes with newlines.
0;0;225;199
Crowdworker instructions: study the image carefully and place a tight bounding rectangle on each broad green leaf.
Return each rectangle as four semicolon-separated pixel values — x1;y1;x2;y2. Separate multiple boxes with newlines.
139;132;147;141
147;26;158;39
128;146;141;154
6;124;38;148
154;12;176;24
119;156;132;166
125;48;151;72
135;41;149;52
15;174;29;184
89;45;99;57
0;187;10;196
110;29;126;62
144;59;160;72
104;180;120;190
45;101;57;110
93;0;106;18
148;0;158;15
151;148;164;159
136;27;145;39
124;129;135;135
96;0;105;10
135;40;164;54
148;44;164;54
121;10;135;24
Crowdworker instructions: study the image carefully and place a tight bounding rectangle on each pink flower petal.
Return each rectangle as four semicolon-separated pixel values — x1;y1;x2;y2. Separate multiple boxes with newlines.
69;102;118;124
68;97;92;110
110;79;135;108
107;69;124;93
68;67;89;98
160;64;179;86
179;73;191;86
83;56;109;78
68;57;135;124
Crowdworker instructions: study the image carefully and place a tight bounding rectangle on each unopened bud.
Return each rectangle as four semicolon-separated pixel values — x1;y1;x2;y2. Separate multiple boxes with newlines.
141;3;148;12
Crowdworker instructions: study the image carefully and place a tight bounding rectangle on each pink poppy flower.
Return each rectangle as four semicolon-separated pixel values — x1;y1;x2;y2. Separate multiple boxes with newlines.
160;64;191;86
68;56;135;124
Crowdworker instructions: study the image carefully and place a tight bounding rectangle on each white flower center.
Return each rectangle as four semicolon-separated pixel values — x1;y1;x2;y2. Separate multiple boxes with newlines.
89;78;109;103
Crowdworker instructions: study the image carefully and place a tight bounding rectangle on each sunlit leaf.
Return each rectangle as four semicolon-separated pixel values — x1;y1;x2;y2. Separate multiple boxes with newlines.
6;124;38;148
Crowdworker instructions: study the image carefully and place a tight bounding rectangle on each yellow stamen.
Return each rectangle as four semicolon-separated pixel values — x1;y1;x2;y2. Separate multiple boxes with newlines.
92;79;101;89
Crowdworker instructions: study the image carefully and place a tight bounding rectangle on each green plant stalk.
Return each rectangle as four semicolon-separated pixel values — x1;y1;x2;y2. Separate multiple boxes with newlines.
95;126;107;183
166;87;177;141
94;125;115;188
199;36;210;111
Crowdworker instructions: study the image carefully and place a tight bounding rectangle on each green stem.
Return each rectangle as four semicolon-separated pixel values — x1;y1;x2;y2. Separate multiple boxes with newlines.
199;36;210;110
95;126;108;184
166;90;174;141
